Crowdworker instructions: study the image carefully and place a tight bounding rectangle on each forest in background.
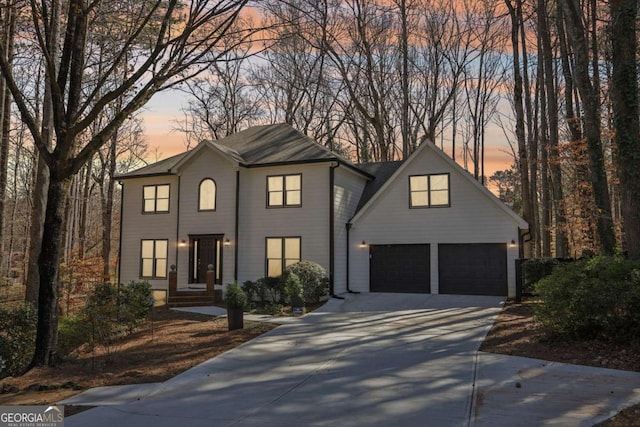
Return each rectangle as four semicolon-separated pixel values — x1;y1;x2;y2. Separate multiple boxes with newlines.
0;0;638;367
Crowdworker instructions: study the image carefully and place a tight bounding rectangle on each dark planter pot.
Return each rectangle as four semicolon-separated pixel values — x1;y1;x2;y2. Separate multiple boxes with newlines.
227;307;244;330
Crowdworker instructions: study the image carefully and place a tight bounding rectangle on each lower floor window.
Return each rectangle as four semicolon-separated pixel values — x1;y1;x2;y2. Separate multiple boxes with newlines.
141;239;168;278
266;237;301;277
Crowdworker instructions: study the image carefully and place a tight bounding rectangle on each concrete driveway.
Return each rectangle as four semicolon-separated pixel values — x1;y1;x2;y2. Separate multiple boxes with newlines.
65;293;640;426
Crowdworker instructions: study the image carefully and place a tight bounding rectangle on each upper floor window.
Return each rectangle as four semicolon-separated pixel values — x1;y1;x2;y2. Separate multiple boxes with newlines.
409;174;450;208
143;184;170;213
267;174;301;207
266;237;301;277
198;178;216;211
141;239;168;279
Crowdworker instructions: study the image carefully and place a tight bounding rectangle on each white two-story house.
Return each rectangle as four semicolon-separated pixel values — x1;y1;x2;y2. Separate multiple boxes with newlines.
117;124;527;304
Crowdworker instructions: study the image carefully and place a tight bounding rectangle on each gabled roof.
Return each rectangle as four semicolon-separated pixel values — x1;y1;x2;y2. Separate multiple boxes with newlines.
116;151;188;179
350;139;529;229
117;124;370;179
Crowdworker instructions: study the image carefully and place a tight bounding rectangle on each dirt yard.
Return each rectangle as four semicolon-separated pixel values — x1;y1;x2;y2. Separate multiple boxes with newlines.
0;306;274;414
480;299;640;426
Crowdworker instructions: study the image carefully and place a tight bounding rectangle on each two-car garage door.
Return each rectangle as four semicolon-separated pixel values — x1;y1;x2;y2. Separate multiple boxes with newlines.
369;243;507;296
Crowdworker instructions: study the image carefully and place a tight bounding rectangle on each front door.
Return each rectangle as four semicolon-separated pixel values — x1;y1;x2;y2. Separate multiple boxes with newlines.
189;235;223;284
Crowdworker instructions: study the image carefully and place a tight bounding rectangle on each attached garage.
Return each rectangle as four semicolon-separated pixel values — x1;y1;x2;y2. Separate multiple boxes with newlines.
369;244;430;293
438;243;507;296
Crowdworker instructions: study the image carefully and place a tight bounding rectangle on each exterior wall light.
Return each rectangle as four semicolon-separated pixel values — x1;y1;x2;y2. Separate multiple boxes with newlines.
179;239;187;247
224;238;231;246
359;241;367;248
509;240;516;248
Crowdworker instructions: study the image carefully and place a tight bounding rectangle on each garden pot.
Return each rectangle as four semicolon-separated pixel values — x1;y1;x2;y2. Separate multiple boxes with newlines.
227;307;244;330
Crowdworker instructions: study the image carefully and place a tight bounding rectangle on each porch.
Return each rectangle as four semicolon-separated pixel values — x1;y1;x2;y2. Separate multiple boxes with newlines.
167;266;222;307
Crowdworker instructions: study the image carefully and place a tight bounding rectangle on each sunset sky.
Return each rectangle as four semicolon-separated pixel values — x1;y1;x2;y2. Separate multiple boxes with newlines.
140;90;516;181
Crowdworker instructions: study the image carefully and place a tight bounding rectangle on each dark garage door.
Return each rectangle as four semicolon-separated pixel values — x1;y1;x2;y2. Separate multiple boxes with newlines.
370;244;430;293
438;243;507;296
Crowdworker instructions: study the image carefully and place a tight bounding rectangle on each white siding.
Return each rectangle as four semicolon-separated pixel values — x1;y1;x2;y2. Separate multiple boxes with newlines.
119;175;179;290
350;145;522;297
237;163;331;284
333;167;368;294
176;149;237;285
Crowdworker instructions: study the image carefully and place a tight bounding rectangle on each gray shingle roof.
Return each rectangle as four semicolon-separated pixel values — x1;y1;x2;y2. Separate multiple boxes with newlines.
356;161;404;212
116;151;188;178
214;123;338;165
117;124;351;178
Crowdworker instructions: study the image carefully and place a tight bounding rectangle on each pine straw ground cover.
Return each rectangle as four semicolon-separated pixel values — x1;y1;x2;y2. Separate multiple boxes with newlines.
0;306;274;415
480;299;640;426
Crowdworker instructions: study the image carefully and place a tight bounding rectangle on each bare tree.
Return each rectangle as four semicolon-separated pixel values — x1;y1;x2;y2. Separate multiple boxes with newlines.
505;0;533;257
609;0;640;259
558;0;615;254
0;0;256;368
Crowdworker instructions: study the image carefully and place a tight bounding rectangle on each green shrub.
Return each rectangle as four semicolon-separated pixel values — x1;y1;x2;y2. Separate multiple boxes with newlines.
0;303;37;378
84;283;120;347
262;276;285;304
224;283;247;309
522;258;560;292
264;303;284;315
283;272;303;302
242;280;263;306
534;256;640;342
58;315;91;356
119;281;154;333
285;261;329;303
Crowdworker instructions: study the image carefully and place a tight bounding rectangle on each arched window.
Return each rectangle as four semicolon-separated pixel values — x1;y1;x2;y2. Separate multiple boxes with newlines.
199;178;216;211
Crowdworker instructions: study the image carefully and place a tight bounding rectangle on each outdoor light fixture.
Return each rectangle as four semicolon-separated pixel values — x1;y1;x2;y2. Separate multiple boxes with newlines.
179;239;187;247
509;240;516;248
359;241;367;248
224;238;231;246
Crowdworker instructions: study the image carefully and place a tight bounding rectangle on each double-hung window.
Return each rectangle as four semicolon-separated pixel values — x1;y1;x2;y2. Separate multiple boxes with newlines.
409;174;450;208
141;239;168;279
266;237;301;277
143;184;170;213
267;174;301;207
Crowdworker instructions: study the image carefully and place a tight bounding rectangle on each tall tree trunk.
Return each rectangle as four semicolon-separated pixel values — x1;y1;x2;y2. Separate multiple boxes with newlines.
77;161;92;258
30;174;71;367
25;0;60;305
0;4;15;273
537;38;552;257
398;0;410;159
610;0;640;259
506;0;533;257
102;133;117;282
559;0;615;254
539;0;568;257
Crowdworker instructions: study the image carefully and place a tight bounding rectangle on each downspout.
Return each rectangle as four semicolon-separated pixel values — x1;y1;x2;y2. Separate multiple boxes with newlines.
116;181;124;285
234;170;240;282
175;175;181;274
345;223;360;294
330;162;344;298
